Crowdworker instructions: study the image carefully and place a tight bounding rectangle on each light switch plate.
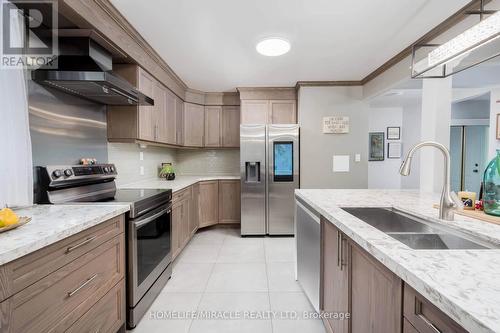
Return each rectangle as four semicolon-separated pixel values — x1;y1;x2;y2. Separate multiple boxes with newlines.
333;155;350;172
140;166;144;175
139;152;144;161
355;154;361;162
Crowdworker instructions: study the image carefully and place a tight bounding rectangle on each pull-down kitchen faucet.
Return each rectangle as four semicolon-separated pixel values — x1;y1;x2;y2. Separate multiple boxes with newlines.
399;141;456;221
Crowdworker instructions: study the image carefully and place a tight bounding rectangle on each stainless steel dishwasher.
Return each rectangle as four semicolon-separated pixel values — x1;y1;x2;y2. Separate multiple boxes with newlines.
295;197;321;312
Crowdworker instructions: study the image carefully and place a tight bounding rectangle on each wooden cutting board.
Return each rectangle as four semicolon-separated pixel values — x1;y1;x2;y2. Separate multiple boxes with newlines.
432;204;500;225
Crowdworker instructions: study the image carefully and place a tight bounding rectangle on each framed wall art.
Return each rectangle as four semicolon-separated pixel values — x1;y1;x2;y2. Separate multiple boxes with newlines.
387;126;401;140
387;142;402;159
369;132;385;161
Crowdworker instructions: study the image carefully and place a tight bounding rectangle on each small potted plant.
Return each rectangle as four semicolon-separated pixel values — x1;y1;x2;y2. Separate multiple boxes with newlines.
159;163;175;180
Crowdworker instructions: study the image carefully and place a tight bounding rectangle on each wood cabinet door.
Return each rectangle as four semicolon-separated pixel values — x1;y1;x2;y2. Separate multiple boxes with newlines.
198;181;219;227
321;219;349;333
204;106;221;147
171;204;181;259
221;106;240;147
152;82;167;143
137;68;155;141
184;103;205;147
180;199;190;247
161;89;177;144
218;180;240;224
269;100;296;124
350;243;402;333
190;183;199;236
175;98;184;145
240;100;269;124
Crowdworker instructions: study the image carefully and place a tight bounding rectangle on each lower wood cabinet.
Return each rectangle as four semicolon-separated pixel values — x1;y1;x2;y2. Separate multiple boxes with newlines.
218;180;240;224
321;217;470;333
172;187;193;260
198;181;219;228
0;215;126;333
321;217;401;333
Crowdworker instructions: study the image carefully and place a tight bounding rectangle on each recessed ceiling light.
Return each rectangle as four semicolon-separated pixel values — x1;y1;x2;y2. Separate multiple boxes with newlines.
256;38;290;57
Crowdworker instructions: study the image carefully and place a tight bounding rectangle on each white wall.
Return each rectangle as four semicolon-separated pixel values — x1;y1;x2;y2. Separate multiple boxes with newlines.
489;89;500;160
401;104;422;189
298;86;368;189
368;107;403;189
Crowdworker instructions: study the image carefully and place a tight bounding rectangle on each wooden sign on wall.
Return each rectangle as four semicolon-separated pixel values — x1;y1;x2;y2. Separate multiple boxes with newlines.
323;116;349;134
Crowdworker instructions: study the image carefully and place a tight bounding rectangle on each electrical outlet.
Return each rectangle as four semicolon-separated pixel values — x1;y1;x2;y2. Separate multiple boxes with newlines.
140;166;144;175
139;152;144;161
355;154;361;162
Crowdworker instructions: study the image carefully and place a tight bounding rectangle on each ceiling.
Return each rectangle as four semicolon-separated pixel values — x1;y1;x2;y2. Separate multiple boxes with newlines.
111;0;470;92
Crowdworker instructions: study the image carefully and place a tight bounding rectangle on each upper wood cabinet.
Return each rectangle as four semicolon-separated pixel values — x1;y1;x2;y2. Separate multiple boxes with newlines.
269;100;296;124
240;99;296;124
107;65;178;145
204;106;222;147
175;96;184;145
184;103;205;147
198;181;219;228
240;100;269;124
221;106;240;147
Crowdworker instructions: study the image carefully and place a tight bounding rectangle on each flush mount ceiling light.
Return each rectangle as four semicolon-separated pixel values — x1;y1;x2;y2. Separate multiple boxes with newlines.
411;5;500;78
256;38;290;56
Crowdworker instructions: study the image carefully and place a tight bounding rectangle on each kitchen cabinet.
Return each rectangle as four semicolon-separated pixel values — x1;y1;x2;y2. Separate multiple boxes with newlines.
350;242;402;333
204;106;222;147
221;106;240;147
0;215;125;333
175;96;184;145
403;284;468;333
241;100;269;124
218;180;241;224
190;182;200;236
269;99;296;124
107;65;178;145
321;219;349;333
172;187;192;259
321;218;402;333
198;181;219;228
240;99;296;124
184;103;205;147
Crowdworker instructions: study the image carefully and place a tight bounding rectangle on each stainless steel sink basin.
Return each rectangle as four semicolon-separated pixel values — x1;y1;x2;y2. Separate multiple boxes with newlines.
341;207;493;250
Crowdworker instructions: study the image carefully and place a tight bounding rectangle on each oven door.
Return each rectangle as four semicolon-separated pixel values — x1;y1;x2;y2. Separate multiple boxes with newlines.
128;202;172;307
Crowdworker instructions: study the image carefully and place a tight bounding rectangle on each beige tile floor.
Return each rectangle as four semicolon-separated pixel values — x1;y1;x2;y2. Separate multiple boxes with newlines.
130;226;326;333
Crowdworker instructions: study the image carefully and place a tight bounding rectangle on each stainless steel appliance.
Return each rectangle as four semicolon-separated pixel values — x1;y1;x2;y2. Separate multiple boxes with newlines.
240;124;299;235
35;164;172;329
295;197;321;312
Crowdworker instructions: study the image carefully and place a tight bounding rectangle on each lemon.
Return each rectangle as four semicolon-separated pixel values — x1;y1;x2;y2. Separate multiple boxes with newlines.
0;208;19;227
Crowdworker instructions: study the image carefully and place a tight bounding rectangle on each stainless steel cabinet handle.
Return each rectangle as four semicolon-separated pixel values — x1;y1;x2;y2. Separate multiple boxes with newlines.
67;274;98;297
337;230;341;267
417;314;442;333
66;236;97;254
340;237;347;269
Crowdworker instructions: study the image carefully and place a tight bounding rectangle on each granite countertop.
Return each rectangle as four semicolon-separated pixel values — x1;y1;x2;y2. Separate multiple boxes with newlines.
119;175;240;192
0;204;130;266
295;189;500;333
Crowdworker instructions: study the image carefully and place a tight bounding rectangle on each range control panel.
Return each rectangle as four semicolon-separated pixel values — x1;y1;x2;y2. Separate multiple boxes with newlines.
44;164;117;181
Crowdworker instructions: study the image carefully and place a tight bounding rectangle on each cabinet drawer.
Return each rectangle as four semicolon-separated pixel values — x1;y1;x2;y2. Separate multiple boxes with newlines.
66;279;125;333
1;215;124;301
404;284;468;333
173;187;192;204
0;235;125;333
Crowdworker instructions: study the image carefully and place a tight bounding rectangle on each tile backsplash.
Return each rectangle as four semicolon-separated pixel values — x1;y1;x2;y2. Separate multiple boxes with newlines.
108;143;239;185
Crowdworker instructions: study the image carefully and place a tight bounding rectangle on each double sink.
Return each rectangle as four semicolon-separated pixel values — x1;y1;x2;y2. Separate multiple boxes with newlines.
342;207;495;250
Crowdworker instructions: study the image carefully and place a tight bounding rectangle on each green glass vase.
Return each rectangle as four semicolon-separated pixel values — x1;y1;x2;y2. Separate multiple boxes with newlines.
483;150;500;216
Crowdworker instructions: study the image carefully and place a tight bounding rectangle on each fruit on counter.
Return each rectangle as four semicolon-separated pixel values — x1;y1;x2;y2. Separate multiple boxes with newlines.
0;208;20;227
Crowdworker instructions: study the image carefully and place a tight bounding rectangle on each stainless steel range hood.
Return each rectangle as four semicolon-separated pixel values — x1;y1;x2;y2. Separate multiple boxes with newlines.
32;37;154;106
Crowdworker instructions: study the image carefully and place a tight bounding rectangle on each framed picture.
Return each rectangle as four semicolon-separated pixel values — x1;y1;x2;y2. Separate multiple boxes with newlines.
496;114;500;140
387;142;402;159
369;132;385;161
387;127;401;140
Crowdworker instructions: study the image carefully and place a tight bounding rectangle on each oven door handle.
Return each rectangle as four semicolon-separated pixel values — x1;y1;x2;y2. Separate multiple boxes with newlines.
133;205;172;229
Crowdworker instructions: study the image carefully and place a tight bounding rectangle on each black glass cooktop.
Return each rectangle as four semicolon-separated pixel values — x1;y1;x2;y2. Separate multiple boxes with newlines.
112;188;170;203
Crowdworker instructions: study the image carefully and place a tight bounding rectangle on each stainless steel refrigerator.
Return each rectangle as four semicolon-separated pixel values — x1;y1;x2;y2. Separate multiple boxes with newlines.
240;124;299;235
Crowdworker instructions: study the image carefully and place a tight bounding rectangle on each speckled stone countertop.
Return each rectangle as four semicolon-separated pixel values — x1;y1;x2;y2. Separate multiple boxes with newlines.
0;204;129;266
120;175;240;192
295;189;500;333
